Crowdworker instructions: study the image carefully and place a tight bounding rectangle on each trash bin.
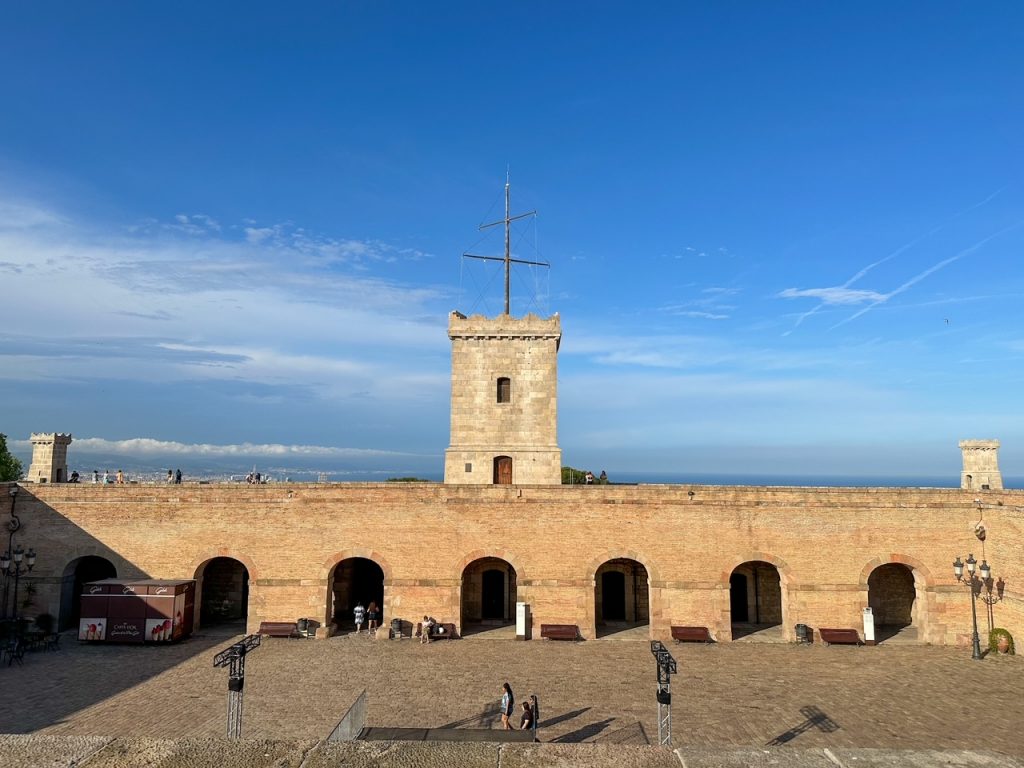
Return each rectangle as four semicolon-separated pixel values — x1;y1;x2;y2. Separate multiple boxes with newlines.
391;617;403;639
795;623;810;643
296;618;309;636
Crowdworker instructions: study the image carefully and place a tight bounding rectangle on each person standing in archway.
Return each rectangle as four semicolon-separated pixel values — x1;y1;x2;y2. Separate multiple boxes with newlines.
366;601;379;635
500;682;515;730
353;601;366;634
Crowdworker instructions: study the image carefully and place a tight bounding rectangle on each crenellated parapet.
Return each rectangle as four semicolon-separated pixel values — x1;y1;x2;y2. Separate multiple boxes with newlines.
448;311;561;347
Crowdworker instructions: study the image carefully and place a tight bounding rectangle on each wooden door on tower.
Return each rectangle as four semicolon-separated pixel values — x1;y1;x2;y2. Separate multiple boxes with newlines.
493;456;512;485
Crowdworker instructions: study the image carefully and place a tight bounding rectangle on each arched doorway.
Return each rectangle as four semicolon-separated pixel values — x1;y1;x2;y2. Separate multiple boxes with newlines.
330;557;384;633
59;556;117;631
195;557;249;630
729;561;782;640
868;563;918;642
594;558;649;638
461;557;517;635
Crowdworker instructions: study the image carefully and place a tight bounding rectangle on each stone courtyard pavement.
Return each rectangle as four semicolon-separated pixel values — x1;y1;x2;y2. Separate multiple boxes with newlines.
2;628;1022;758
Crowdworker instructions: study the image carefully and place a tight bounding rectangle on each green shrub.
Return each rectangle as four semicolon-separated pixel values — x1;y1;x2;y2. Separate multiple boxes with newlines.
989;627;1015;655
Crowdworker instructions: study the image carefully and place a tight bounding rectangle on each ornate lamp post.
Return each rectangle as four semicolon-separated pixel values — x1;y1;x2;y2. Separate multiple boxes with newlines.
1;544;36;621
952;553;990;660
979;573;1005;634
2;486;38;622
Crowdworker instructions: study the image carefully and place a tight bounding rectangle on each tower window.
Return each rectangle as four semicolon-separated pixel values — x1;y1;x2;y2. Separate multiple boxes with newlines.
497;377;511;403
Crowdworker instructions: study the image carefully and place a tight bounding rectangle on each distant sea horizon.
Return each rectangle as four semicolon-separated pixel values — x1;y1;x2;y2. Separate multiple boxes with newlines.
22;450;1020;489
107;467;1021;489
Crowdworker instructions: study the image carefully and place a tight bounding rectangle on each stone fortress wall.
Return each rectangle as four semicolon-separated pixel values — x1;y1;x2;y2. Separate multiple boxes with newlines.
11;480;1023;646
11;309;1022;648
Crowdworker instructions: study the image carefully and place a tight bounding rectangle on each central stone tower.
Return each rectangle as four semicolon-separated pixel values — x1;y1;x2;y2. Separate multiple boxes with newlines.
444;311;562;485
445;177;562;485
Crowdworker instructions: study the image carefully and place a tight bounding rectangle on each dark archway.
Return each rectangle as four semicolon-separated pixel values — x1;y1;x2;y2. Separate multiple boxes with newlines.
730;561;782;640
729;573;749;622
868;563;917;641
195;557;249;629
330;557;385;633
461;557;517;635
59;556;117;631
594;558;649;637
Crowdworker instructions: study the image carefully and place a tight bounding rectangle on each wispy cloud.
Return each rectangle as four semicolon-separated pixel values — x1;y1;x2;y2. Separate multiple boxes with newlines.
778;287;886;305
831;221;1024;329
0;189;452;404
780;188;1006;334
666;310;729;320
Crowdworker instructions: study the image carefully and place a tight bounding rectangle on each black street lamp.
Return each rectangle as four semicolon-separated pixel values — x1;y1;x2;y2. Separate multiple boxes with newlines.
2;485;37;621
952;553;990;660
2;544;37;621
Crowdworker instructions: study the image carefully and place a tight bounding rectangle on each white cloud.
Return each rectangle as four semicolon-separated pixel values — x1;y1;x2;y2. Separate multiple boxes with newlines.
11;437;419;458
668;310;729;320
778;286;887;305
0;189;451;402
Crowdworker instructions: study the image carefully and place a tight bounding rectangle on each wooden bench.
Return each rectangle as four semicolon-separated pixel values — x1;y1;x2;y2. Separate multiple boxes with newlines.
415;622;458;640
258;621;300;638
818;628;862;646
671;626;713;643
540;624;580;641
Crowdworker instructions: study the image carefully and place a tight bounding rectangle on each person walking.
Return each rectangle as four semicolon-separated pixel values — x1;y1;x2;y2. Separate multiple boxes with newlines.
174;468;182;484
166;469;173;484
366;601;379;635
102;470;110;484
116;470;125;484
353;601;366;634
92;470;99;484
421;615;435;644
500;682;515;730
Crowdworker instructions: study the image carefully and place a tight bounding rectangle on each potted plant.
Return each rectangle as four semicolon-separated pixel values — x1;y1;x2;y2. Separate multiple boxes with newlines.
989;628;1015;655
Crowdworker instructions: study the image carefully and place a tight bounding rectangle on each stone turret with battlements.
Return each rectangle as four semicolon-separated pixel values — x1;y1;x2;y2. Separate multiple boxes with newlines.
960;439;1002;491
27;432;73;483
444;312;562;485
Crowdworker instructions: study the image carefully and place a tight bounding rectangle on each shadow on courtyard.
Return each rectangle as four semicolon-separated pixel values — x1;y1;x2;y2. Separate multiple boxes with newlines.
765;705;840;746
0;484;240;734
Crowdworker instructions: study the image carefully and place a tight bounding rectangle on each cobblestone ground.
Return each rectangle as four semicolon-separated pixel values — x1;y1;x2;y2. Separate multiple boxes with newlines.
2;629;1022;757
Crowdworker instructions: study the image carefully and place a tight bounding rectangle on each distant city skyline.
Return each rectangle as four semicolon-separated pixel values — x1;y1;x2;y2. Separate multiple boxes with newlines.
2;4;1023;479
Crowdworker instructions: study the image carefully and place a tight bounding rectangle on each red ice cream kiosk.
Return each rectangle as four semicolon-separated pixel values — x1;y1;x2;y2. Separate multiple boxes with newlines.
79;579;195;643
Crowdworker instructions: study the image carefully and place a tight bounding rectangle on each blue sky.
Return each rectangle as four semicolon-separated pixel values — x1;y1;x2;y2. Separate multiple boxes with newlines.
1;3;1023;480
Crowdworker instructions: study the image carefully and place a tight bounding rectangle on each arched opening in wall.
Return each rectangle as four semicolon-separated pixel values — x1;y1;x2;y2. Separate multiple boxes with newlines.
195;557;249;631
868;563;919;642
594;558;649;638
493;456;512;485
729;561;783;641
461;557;517;637
965;474;973;489
59;556;117;631
330;557;385;634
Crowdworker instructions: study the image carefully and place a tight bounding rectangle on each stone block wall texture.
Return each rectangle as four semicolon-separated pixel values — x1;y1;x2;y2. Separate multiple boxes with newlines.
445;313;561;485
8;481;1023;647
